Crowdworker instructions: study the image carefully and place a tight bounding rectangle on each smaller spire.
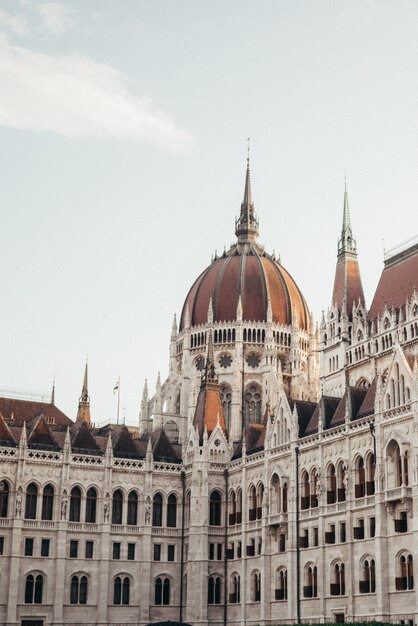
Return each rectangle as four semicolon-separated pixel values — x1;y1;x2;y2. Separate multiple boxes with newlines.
235;144;259;243
338;181;357;255
171;313;177;339
51;376;55;405
76;360;91;426
207;297;214;324
202;328;217;385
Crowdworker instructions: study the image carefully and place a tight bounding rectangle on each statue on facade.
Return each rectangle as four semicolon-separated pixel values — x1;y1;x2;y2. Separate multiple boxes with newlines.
61;491;68;520
15;486;22;517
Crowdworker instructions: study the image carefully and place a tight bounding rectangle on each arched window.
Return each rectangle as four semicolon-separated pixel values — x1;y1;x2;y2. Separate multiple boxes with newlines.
221;385;232;429
245;385;261;424
256;483;264;519
397;554;414;590
252;571;261;602
275;568;287;600
229;490;237;525
360;558;376;593
41;484;54;521
127;491;138;526
209;490;222;526
236;488;242;523
155;577;170;605
69;487;82;522
249;484;257;521
208;576;221;604
301;471;310;510
25;483;38;520
112;490;123;525
114;576;130;605
327;464;336;504
282;482;288;513
304;565;318;598
366;453;375;495
25;574;43;604
167;494;177;527
85;487;97;523
70;575;87;604
230;574;240;603
386;440;403;488
336;462;346;502
152;493;163;527
331;562;345;595
0;480;9;518
355;457;365;498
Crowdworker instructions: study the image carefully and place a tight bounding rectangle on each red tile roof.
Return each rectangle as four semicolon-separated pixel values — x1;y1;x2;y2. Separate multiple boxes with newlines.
0;397;72;428
332;255;365;315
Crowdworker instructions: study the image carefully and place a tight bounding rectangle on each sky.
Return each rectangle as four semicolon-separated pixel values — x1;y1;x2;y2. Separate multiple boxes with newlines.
1;0;418;426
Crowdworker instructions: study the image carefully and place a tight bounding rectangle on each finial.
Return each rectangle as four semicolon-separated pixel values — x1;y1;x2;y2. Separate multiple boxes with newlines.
338;180;356;255
203;328;217;384
51;375;55;405
235;145;259;243
247;137;250;164
76;360;91;425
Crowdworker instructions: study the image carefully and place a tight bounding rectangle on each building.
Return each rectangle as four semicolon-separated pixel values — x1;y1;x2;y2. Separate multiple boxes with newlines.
0;159;417;626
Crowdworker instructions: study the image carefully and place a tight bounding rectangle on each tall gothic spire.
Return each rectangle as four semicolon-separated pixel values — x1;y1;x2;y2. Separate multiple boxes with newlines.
338;182;356;255
76;361;91;425
332;182;365;316
235;146;259;243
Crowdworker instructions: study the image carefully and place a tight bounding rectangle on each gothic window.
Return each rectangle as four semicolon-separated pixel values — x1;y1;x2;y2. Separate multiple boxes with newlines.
252;571;261;602
208;576;221;604
155;577;170;605
244;384;261;423
114;576;130;605
219;353;232;368
167;494;177;527
85;487;97;523
396;554;414;590
360;558;376;593
256;483;264;519
365;453;375;495
236;488;242;523
228;489;236;525
127;491;138;526
386;440;404;488
330;562;345;596
25;574;43;604
248;484;257;521
152;493;163;527
112;490;123;525
327;464;337;504
230;574;240;603
304;564;318;598
70;575;88;605
270;474;280;515
0;480;9;518
41;484;54;521
246;353;260;368
220;385;232;429
69;486;82;522
336;461;346;502
282;483;288;513
301;470;310;510
355;457;365;498
209;490;222;526
25;483;38;520
275;568;287;600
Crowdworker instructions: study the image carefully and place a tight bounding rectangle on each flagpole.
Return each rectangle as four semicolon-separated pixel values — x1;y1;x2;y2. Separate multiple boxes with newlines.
117;376;120;425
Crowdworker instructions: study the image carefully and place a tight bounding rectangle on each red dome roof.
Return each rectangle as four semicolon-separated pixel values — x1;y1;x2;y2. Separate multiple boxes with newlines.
180;242;310;331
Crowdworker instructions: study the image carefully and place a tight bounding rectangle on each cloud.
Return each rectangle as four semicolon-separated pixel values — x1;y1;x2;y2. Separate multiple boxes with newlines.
36;2;77;35
0;35;192;150
0;8;28;35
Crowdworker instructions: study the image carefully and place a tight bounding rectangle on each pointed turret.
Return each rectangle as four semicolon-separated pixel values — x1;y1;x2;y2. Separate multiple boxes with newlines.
51;377;55;405
76;361;91;426
171;313;177;339
331;183;365;318
235;151;259;243
193;329;227;444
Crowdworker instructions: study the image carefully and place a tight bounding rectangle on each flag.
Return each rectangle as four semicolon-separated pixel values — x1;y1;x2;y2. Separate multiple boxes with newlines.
113;380;119;394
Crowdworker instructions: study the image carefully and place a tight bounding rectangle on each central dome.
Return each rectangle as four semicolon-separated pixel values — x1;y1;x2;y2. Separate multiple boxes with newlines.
180;242;310;331
180;159;310;332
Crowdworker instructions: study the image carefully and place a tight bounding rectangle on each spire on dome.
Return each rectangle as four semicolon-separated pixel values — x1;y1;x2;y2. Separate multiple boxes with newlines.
235;143;259;243
76;361;91;426
203;329;217;385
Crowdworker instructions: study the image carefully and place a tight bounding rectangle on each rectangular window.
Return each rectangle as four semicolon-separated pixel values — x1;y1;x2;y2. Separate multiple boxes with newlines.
209;543;214;560
154;543;161;561
127;543;136;560
369;516;376;538
41;538;50;557
258;537;262;554
313;527;318;546
340;522;346;543
113;542;121;560
217;543;222;560
237;541;242;559
24;538;34;556
168;544;175;562
279;533;286;552
0;536;4;555
85;540;94;559
69;540;78;558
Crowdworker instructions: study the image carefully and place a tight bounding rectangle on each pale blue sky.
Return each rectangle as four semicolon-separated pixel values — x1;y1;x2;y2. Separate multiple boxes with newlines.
1;1;417;424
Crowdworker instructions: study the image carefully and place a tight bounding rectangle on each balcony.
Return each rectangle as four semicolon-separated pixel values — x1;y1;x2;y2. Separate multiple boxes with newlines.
330;583;341;596
394;519;408;533
275;588;286;600
353;526;365;540
301;496;310;510
246;545;255;557
337;488;346;502
303;586;313;598
310;494;318;508
236;512;242;524
327;491;336;505
229;513;236;526
249;509;256;522
366;481;375;495
385;485;412;502
229;593;237;603
325;531;335;544
355;483;365;498
395;576;414;591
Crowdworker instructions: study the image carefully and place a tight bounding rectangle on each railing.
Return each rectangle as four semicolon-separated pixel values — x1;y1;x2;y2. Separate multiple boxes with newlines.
275;589;286;600
394;519;408;533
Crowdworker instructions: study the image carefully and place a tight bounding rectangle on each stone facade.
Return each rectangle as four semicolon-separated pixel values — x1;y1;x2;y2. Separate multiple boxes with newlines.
0;167;418;626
